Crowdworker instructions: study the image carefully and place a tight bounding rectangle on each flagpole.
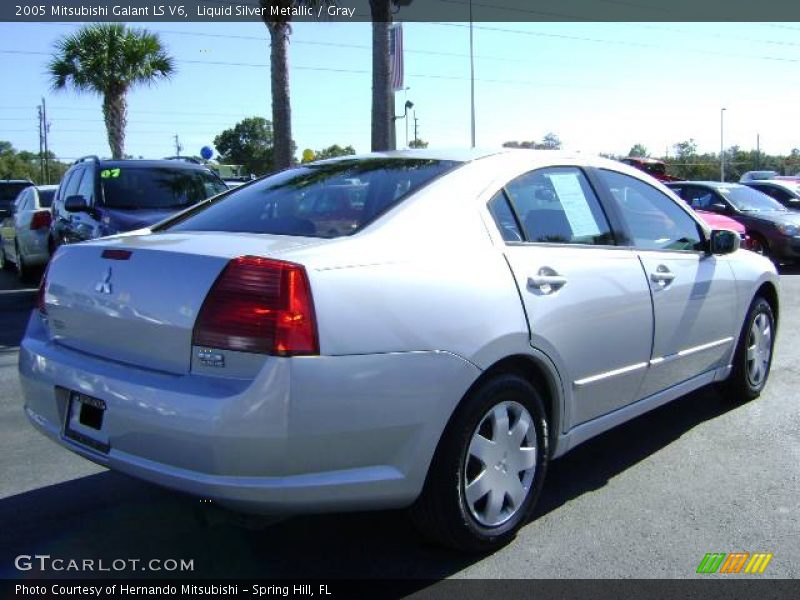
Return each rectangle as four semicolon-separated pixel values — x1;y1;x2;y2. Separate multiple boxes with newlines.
469;0;476;148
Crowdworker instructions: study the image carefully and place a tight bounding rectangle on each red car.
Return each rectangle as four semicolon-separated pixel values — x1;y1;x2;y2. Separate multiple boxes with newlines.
620;157;682;182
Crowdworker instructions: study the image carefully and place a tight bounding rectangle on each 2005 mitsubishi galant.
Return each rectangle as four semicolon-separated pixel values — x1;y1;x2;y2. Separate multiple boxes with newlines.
19;150;779;551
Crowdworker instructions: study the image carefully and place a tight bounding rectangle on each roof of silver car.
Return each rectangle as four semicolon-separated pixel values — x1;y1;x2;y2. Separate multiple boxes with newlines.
313;148;588;164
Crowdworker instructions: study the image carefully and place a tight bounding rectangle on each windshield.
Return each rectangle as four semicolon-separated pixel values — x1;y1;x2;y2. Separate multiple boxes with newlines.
718;186;787;212
165;158;459;238
100;167;228;209
0;182;31;203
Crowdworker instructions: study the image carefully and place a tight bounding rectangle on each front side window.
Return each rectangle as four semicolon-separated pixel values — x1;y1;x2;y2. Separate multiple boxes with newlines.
599;170;704;252
503;167;614;246
77;167;95;204
165;158;458;238
681;187;722;211
62;168;83;201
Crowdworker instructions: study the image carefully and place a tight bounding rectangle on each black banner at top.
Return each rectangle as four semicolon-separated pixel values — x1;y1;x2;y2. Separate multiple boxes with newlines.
4;0;800;23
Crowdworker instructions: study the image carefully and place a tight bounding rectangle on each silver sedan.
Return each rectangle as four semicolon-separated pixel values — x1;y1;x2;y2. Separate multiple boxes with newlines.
0;184;57;282
18;150;778;551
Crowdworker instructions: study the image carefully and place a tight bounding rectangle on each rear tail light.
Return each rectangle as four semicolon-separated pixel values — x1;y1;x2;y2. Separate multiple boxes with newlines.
30;210;51;230
193;256;318;356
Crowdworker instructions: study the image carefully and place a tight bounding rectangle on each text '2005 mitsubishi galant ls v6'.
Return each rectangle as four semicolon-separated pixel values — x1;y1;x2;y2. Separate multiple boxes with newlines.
19;149;778;552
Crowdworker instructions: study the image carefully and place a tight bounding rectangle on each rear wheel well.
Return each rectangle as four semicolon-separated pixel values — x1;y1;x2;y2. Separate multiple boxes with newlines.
467;355;561;453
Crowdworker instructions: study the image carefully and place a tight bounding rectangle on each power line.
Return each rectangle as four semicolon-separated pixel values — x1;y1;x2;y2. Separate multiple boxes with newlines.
11;21;800;66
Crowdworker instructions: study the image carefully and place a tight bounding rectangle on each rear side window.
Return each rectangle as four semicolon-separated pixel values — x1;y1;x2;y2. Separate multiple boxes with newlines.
599;170;704;252
166;158;458;238
488;191;523;242
503;167;614;246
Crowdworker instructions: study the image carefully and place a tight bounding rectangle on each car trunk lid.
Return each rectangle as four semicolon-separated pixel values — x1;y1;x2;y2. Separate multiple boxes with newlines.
43;232;324;374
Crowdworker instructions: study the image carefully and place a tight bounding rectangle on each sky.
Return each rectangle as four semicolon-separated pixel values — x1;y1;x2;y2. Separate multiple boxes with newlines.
2;20;800;162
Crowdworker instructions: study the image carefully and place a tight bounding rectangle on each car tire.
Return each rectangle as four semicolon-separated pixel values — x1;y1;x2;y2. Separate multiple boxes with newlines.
409;373;549;552
15;242;35;285
724;296;775;403
0;242;11;271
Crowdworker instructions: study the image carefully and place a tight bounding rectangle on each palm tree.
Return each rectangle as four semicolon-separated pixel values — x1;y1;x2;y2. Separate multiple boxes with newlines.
260;1;294;171
369;0;412;151
48;24;174;160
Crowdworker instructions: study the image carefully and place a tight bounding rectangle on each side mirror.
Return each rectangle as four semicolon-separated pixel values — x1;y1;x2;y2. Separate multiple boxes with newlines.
709;229;740;255
64;195;89;213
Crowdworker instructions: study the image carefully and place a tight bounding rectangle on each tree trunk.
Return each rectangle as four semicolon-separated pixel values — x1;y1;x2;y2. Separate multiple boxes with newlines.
269;22;293;171
102;90;127;160
370;0;392;151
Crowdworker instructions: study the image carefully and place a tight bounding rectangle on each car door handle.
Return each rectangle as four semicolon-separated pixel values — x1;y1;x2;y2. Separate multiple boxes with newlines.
650;266;676;285
528;268;568;291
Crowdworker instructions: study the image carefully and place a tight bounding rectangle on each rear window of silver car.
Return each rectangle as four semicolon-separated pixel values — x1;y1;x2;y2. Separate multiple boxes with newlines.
164;158;459;238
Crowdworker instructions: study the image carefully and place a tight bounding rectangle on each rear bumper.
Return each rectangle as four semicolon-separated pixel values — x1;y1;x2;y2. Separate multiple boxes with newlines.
19;312;479;514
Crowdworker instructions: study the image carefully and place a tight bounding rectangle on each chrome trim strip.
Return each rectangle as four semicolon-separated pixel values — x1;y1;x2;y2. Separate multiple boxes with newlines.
649;337;734;366
574;362;648;387
677;337;734;357
575;337;734;387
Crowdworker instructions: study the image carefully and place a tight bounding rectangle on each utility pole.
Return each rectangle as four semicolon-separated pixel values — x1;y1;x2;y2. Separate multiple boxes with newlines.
720;107;726;182
174;134;183;157
756;133;760;169
37;104;44;183
413;111;419;145
469;0;476;148
42;97;50;184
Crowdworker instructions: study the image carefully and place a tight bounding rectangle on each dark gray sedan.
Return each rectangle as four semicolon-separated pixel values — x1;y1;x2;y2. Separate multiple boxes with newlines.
666;181;800;262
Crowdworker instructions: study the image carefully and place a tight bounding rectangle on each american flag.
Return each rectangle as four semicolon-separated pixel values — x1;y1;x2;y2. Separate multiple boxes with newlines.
389;23;404;91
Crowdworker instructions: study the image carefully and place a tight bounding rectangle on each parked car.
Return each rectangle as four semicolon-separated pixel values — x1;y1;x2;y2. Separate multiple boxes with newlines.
619;157;681;182
50;156;228;251
739;170;780;182
741;179;800;210
0;178;34;220
689;207;750;249
20;150;778;552
0;184;57;282
666;181;800;262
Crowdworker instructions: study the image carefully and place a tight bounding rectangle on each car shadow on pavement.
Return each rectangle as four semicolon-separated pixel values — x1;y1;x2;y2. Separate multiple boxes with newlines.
778;263;800;275
0;385;741;583
533;385;738;521
0;288;35;350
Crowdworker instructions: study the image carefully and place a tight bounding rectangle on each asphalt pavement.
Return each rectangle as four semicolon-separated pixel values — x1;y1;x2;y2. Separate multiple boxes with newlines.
0;266;797;581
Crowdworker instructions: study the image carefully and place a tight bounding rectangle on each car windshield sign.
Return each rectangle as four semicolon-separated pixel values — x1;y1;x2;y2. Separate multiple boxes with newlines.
165;158;460;238
100;167;228;209
719;186;787;212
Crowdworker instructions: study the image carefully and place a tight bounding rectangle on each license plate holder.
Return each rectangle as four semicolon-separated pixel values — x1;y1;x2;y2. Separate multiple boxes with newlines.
64;391;110;454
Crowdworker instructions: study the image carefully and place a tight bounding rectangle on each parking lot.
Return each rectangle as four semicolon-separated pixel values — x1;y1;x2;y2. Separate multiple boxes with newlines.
0;266;798;581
